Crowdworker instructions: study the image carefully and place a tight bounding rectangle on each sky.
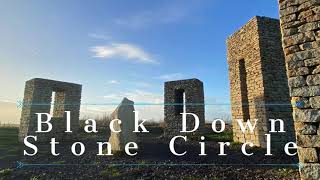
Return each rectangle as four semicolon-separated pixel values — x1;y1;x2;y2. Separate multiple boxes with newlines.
0;0;280;123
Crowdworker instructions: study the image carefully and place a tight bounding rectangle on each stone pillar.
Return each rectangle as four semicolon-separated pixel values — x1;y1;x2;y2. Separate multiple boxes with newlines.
278;0;320;179
108;98;137;152
227;16;295;148
19;78;82;142
164;79;205;138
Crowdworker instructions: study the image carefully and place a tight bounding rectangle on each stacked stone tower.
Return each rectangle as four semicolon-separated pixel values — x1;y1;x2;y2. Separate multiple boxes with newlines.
164;79;205;137
19;78;82;142
227;16;295;148
278;0;320;179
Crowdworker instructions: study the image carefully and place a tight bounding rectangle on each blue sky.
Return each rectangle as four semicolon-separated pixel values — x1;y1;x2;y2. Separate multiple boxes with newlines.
0;0;280;121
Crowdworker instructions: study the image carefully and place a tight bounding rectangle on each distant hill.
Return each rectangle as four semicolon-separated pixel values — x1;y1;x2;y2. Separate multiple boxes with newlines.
0;101;20;125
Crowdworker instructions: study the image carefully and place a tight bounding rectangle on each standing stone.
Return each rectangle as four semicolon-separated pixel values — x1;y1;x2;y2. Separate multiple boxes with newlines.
164;79;205;138
227;16;295;148
278;0;320;179
108;97;137;152
19;78;82;142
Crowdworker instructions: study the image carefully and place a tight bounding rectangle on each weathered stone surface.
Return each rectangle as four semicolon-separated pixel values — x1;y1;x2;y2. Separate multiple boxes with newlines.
298;0;320;12
279;0;320;179
298;147;318;162
296;135;320;147
288;59;305;69
300;164;320;180
298;22;320;32
290;85;320;96
295;122;317;134
294;109;320;122
286;49;317;62
282;28;298;37
310;96;320;108
19;78;82;142
282;32;315;48
227;16;294;148
279;0;299;10
281;13;297;23
280;5;298;16
288;76;307;87
108;97;137;152
306;74;320;85
299;42;313;50
305;58;320;66
289;67;309;76
313;65;320;74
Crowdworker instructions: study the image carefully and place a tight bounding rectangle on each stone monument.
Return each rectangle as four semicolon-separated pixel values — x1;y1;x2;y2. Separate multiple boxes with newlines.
108;97;137;152
19;78;82;142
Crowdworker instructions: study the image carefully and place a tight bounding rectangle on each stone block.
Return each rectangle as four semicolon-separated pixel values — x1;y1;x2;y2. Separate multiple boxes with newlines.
310;96;320;108
306;74;320;85
294;109;320;122
108;98;137;152
298;148;318;162
300;163;320;180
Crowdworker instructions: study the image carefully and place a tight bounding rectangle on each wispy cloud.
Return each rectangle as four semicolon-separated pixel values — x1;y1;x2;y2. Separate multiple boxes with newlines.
90;43;158;64
88;33;111;40
156;73;185;81
113;2;191;29
108;80;119;84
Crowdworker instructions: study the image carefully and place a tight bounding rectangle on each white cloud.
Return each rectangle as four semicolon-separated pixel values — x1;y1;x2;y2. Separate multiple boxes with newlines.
108;80;119;84
113;4;189;29
156;73;185;81
90;43;158;64
103;94;123;101
88;33;111;40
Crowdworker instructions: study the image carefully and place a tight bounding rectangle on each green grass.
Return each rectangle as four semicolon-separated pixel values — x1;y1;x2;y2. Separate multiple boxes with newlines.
30;176;39;180
203;131;233;142
0;127;19;145
0;127;21;162
52;161;65;164
0;168;13;176
99;166;121;178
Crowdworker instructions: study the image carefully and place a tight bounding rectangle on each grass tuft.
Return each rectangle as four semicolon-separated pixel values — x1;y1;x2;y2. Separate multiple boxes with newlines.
0;168;13;176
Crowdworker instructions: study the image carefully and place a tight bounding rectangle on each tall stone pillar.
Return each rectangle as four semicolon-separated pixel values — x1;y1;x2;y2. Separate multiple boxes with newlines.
278;0;320;179
227;16;295;148
164;79;205;138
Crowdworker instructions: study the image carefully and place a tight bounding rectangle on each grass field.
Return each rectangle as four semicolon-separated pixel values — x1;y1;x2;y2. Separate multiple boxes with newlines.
0;127;21;166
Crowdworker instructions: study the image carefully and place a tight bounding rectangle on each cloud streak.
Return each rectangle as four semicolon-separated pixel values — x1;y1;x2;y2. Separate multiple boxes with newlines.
88;33;111;40
156;73;185;81
90;43;158;64
113;3;190;29
108;80;119;84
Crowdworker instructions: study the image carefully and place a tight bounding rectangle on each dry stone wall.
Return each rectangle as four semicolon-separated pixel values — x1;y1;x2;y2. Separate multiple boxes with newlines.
164;79;205;137
227;16;295;148
19;78;82;142
278;0;320;179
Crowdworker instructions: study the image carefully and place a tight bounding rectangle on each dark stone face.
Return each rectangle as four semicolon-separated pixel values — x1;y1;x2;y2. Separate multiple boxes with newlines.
164;78;205;137
19;78;82;142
